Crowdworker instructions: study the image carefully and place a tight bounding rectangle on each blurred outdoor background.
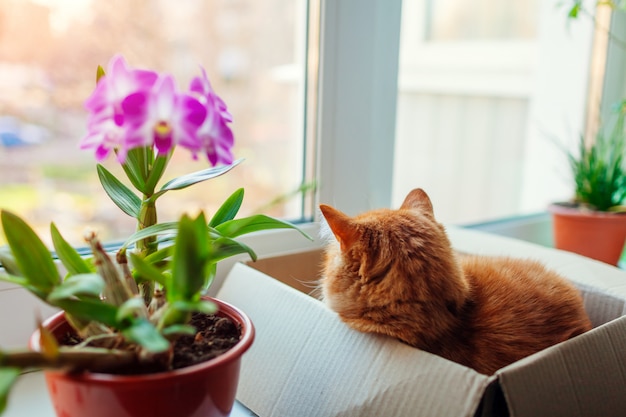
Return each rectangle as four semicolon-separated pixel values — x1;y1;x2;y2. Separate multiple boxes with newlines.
0;0;610;247
0;0;312;246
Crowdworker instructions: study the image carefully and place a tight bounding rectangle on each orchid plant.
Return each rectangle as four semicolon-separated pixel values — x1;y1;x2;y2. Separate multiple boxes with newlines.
0;55;306;412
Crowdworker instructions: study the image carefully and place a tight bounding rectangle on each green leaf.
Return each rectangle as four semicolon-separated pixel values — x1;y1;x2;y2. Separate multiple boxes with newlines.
157;159;243;194
122;319;169;353
97;164;142;219
162;324;196;337
203;263;217;290
143;245;174;265
0;367;20;414
128;253;167;287
51;223;93;276
121;221;178;250
145;153;172;194
0;246;19;276
211;236;258;262
157;300;218;331
120;148;149;193
0;273;47;300
47;274;105;302
209;188;244;227
167;213;209;302
0;273;30;288
170;299;217;315
156;304;190;330
216;214;311;239
568;3;580;18
53;299;119;328
116;297;148;322
0;211;59;293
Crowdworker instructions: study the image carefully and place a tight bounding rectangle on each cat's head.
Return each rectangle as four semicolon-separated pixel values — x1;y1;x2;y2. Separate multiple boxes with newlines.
318;188;468;340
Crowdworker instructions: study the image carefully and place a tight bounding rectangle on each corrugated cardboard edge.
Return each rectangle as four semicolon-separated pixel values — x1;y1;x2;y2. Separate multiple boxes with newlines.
447;226;626;417
218;263;491;417
496;316;626;417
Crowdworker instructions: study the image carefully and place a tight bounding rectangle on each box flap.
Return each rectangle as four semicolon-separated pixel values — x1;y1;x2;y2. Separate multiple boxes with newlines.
218;263;491;417
496;316;626;417
578;284;626;328
247;249;324;296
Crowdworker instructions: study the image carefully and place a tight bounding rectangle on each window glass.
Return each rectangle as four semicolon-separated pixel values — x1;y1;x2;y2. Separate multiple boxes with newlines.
0;0;311;246
395;0;592;224
426;0;538;41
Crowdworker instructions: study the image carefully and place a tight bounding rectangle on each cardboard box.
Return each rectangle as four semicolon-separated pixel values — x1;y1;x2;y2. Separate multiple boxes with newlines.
216;226;626;417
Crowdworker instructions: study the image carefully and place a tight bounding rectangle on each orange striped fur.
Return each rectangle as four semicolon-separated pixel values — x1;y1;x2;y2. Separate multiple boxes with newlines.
319;188;592;375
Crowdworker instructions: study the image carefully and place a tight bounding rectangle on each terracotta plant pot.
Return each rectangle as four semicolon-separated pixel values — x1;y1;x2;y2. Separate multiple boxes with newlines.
29;297;254;417
549;203;626;266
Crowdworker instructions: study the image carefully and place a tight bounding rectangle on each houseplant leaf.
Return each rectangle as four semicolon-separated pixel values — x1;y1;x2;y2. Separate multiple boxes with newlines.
97;164;142;219
211;237;258;263
120;147;149;193
209;188;244;227
170;299;217;315
216;214;311;239
161;324;196;337
144;153;172;193
0;246;19;276
116;298;148;322
0;367;20;413
167;213;209;302
128;253;167;287
52;299;119;328
0;210;59;293
51;223;93;276
156;159;243;195
122;319;169;353
121;221;178;250
47;274;105;302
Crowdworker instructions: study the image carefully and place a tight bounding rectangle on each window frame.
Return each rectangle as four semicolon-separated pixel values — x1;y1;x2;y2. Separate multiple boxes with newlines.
315;0;402;216
212;0;404;291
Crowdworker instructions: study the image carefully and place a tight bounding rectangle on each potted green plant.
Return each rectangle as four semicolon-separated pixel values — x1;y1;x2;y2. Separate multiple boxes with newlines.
0;55;307;417
549;101;626;265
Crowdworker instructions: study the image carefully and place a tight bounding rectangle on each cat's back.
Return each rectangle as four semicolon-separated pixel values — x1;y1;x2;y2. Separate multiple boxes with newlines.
455;255;592;373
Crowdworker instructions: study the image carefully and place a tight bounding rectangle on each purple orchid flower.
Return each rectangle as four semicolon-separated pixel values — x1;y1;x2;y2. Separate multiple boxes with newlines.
121;74;206;157
80;55;159;162
80;55;234;167
189;67;235;165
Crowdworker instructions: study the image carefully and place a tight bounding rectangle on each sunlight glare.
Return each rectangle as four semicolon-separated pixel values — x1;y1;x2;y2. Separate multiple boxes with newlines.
30;0;94;34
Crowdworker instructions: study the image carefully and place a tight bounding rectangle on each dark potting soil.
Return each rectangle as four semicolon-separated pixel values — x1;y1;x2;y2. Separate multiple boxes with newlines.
171;313;242;369
60;312;241;375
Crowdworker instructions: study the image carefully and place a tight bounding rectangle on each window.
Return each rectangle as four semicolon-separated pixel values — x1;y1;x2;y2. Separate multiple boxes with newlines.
0;0;314;246
426;0;538;41
0;0;606;252
394;0;596;224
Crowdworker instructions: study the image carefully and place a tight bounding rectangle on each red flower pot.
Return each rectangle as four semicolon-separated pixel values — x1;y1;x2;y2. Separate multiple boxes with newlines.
29;297;254;417
549;203;626;266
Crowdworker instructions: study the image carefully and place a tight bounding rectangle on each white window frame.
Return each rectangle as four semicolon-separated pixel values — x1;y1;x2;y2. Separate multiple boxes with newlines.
212;0;403;291
316;0;402;216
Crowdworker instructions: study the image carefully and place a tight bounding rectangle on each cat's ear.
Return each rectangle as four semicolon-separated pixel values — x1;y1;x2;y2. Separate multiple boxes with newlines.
400;188;434;215
319;204;360;251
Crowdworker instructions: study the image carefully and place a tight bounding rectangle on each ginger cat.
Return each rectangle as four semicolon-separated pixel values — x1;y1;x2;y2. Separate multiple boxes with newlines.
319;188;592;375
